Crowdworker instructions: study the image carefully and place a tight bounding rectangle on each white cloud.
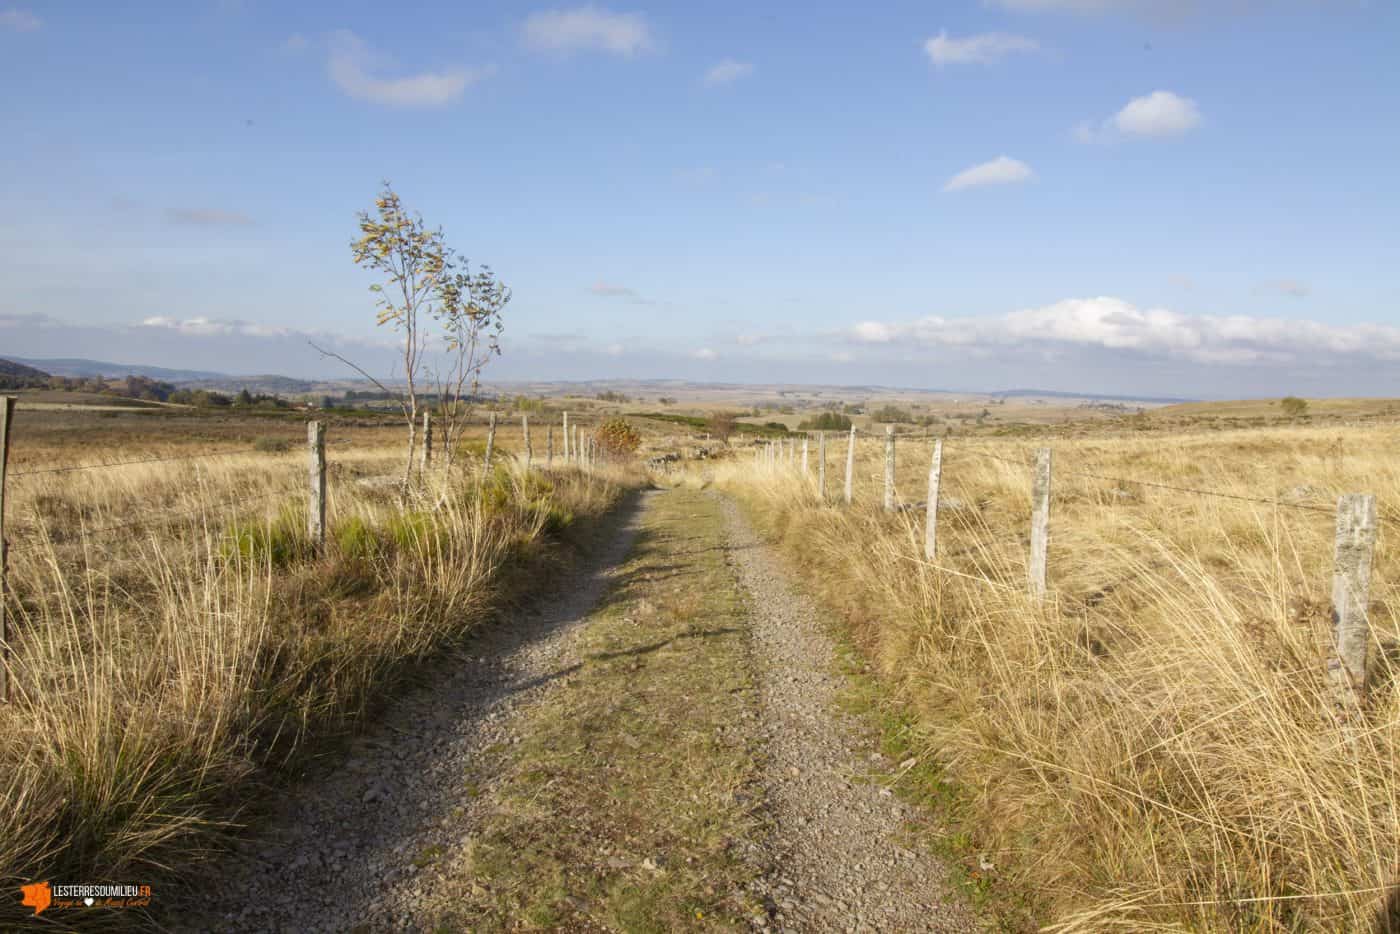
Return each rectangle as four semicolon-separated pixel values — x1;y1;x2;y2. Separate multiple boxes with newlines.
703;59;754;85
1078;90;1201;141
942;155;1034;192
166;207;254;227
692;348;718;361
523;6;654;56
847;296;1400;366
327;30;493;108
141;316;304;339
0;7;40;30
923;30;1039;66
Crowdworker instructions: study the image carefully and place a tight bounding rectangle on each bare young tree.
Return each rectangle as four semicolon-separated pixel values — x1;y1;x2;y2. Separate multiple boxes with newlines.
431;264;509;468
313;183;450;492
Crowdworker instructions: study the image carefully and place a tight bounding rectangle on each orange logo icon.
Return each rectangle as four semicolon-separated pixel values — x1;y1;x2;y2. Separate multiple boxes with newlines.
21;881;51;916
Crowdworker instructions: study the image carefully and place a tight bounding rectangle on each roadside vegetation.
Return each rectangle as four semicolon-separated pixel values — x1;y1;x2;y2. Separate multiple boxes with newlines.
0;417;634;927
702;423;1400;930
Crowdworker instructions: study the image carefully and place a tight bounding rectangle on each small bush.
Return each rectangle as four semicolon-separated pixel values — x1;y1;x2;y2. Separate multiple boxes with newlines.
334;516;382;560
597;418;642;458
223;504;311;567
797;412;852;431
870;405;913;424
254;436;292;453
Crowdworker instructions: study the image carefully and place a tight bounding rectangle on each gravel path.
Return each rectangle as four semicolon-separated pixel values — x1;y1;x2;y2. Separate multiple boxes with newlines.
182;491;654;933
718;495;975;934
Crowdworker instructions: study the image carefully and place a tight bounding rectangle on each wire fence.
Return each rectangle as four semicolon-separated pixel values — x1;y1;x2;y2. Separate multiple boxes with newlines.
748;428;1382;710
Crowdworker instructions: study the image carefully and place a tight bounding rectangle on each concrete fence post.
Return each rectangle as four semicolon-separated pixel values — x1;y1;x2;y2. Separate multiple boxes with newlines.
1029;447;1052;601
0;396;13;703
817;431;827;500
802;436;809;476
883;426;896;512
1329;493;1377;707
522;414;532;469
421;410;432;472
307;420;326;551
924;439;942;561
844;426;856;505
483;412;497;476
562;412;570;461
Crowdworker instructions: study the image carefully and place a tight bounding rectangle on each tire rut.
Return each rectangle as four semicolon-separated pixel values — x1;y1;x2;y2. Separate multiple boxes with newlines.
716;494;975;934
182;490;657;933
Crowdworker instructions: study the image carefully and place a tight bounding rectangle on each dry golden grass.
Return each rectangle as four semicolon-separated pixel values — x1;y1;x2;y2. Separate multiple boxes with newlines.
0;416;632;924
704;425;1400;930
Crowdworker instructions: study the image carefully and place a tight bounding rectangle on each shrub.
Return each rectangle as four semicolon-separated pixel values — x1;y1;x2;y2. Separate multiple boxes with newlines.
254;436;292;453
870;405;913;424
223;504;311;567
706;411;738;443
597;418;642;457
797;412;852;431
334;516;382;560
1281;396;1309;417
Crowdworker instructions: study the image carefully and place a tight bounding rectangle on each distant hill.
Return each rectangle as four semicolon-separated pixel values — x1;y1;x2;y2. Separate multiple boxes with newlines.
0;357;51;389
14;357;229;382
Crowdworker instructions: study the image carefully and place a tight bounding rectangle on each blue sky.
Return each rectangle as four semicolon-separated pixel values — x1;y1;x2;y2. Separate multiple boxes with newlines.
2;0;1397;396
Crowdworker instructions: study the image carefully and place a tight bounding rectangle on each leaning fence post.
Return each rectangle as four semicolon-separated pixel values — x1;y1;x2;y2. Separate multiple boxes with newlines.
817;431;827;500
844;426;856;505
1;396;14;703
884;426;897;512
1329;493;1377;707
421;410;432;472
307;420;326;551
483;412;497;476
1029;447;1052;601
924;439;942;561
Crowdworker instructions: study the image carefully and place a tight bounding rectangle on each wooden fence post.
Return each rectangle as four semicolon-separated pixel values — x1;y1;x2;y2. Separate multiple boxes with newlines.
547;426;554;467
884;426;896;512
307;420;326;551
802;436;809;476
483;412;497;475
1;396;14;703
1329;493;1377;707
844;426;856;505
924;439;942;561
817;431;827;500
421;411;432;472
1029;447;1052;601
522;415;532;469
563;412;570;461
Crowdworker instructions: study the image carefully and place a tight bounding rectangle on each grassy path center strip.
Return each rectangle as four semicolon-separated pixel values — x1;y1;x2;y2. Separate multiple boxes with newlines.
435;488;767;931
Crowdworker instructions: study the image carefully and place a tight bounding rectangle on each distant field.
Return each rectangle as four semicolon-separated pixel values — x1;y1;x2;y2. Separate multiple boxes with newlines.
1154;396;1400;420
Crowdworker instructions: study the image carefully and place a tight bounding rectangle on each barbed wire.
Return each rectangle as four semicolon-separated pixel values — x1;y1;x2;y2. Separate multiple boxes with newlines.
10;447;267;478
1055;467;1339;517
6;488;291;555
